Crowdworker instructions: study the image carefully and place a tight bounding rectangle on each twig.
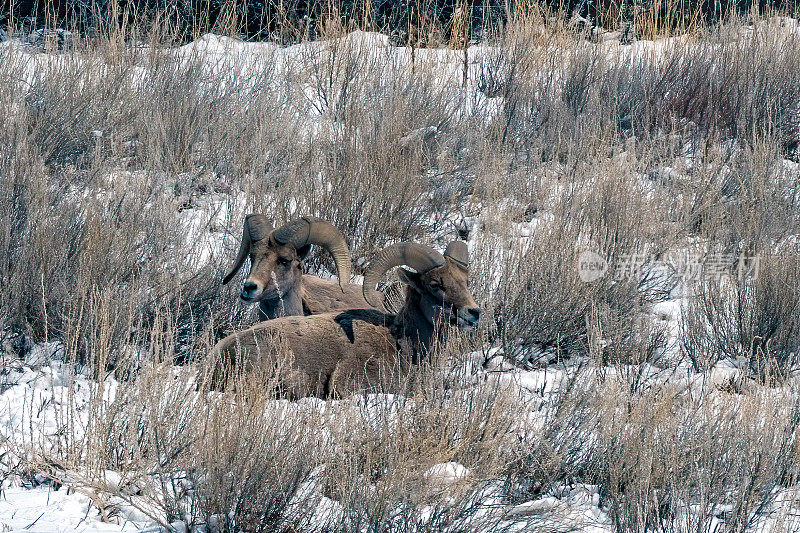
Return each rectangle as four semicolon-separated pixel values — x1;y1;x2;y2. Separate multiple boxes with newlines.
24;512;45;530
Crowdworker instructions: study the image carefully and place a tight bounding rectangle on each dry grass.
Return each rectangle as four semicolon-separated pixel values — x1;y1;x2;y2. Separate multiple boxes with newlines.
2;10;800;531
683;253;800;378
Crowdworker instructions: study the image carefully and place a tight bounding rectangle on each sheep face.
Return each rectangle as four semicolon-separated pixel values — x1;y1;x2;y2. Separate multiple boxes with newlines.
397;257;480;329
239;240;310;303
223;215;353;315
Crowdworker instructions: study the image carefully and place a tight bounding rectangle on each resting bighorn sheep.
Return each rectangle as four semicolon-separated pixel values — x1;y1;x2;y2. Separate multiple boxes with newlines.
211;241;480;398
222;215;379;319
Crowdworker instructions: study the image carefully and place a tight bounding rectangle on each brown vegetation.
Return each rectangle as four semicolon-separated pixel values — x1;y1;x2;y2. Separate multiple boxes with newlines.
1;10;800;531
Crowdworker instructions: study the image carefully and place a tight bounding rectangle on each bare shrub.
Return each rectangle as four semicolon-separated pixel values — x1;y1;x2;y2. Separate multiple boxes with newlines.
507;366;800;531
610;21;800;151
22;56;137;168
185;385;322;532
272;37;486;262
473;162;671;365
597;373;800;531
683;253;800;378
494;18;800;163
700;139;800;249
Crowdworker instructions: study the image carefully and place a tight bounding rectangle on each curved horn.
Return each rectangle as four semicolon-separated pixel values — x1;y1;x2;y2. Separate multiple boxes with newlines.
221;214;273;285
245;214;273;242
444;240;469;269
362;242;446;307
271;216;351;290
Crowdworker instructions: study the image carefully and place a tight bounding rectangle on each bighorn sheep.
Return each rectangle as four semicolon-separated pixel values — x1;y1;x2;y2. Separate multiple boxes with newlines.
222;215;380;319
210;241;480;398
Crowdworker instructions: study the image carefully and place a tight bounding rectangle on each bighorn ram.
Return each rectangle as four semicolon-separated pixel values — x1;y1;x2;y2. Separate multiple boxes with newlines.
211;241;480;397
223;215;379;319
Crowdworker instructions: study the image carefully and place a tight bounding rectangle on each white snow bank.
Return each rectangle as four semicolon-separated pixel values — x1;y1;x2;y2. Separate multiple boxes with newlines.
0;484;158;532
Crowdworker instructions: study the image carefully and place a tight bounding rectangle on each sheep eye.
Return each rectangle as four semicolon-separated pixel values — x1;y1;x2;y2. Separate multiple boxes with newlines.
278;257;292;266
429;281;442;291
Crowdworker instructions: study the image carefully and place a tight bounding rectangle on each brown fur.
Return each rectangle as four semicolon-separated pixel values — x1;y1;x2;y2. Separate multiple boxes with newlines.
300;275;375;314
211;309;398;397
210;257;479;398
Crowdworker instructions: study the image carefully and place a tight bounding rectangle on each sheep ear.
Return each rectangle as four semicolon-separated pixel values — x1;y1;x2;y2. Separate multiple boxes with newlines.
396;267;422;290
296;244;312;260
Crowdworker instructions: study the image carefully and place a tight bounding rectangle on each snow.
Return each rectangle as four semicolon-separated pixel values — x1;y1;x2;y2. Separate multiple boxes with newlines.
0;351;156;532
5;332;800;531
287;470;346;531
0;364;135;531
0;344;600;532
0;485;158;532
506;484;611;532
652;298;685;363
424;462;471;486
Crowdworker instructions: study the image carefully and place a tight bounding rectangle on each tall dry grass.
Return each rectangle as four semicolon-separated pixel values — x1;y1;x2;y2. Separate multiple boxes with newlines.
2;11;800;531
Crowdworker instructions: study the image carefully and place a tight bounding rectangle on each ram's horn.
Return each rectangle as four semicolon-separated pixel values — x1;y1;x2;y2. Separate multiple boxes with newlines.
272;217;351;290
222;214;273;285
444;240;469;269
362;243;446;307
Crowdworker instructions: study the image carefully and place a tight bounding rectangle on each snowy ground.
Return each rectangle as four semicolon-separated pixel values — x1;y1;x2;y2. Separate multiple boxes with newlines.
6;343;800;530
0;485;159;532
0;349;614;532
5;314;800;531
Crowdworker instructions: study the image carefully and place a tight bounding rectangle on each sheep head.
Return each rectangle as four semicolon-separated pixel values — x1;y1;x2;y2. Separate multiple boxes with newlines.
363;241;480;329
222;215;352;303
